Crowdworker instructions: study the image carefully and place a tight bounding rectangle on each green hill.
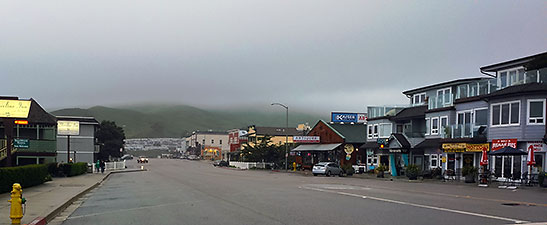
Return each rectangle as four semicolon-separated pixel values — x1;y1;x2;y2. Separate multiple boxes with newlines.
50;104;325;138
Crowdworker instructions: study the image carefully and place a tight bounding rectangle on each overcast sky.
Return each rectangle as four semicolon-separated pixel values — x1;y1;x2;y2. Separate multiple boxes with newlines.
1;1;546;114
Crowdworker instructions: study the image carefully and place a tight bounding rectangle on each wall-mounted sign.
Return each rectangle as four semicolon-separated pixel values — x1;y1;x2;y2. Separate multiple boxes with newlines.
492;139;517;151
293;136;320;143
466;143;490;152
344;144;354;154
389;149;408;153
345;154;351;160
57;121;80;136
442;143;467;150
331;112;367;123
13;139;29;148
527;141;546;153
0;100;31;118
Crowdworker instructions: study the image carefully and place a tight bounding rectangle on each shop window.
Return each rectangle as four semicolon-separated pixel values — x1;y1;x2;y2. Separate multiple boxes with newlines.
528;99;545;125
379;123;392;138
430;154;439;168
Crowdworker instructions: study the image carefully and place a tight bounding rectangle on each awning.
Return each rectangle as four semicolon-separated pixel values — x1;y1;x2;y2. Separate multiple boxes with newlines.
291;143;342;152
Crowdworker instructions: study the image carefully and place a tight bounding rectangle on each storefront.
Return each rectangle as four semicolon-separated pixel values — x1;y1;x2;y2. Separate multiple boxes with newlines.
441;143;489;176
292;143;341;170
527;141;546;173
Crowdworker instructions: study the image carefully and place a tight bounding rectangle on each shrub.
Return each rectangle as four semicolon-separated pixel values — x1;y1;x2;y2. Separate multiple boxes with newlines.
539;172;546;188
462;166;478;177
431;167;442;179
405;164;420;180
375;164;388;173
341;164;354;175
65;162;88;177
0;164;49;193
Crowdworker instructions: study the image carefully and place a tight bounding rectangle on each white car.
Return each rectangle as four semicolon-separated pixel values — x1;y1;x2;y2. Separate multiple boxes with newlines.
312;162;344;177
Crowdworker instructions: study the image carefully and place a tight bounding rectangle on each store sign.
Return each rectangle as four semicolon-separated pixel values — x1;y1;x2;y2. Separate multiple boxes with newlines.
466;143;490;152
0;100;31;118
13;139;29;148
57;121;80;135
492;139;517;151
331;112;367;123
442;143;466;151
293;136;320;143
344;144;354;154
527;141;546;153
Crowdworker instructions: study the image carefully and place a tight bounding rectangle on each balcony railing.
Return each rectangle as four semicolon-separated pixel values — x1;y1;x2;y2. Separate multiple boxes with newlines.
442;124;487;139
367;106;407;119
455;79;497;100
428;93;453;110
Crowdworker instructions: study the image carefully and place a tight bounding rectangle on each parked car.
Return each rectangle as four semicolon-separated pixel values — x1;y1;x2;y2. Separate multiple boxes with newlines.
312;162;344;177
121;154;133;160
213;160;229;167
137;156;149;163
187;155;199;160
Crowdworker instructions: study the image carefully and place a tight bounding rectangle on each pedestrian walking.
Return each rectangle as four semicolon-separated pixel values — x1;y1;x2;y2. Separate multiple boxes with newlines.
100;160;105;173
95;160;100;173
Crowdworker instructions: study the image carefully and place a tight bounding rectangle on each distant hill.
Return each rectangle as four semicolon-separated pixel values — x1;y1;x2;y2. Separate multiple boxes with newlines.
50;104;326;138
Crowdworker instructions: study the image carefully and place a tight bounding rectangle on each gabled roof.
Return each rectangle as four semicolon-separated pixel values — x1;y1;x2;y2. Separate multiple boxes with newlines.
392;105;427;121
484;83;547;100
402;77;488;95
27;99;57;124
319;120;367;143
390;133;411;149
480;51;547;73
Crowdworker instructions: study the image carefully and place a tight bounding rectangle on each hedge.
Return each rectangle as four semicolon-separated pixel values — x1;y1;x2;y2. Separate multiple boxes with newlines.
46;162;88;177
0;164;49;193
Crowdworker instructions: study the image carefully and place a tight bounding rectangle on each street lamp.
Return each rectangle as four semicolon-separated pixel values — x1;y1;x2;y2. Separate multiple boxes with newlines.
271;102;289;171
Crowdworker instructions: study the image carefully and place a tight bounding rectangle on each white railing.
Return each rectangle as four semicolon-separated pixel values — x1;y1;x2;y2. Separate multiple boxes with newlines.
92;161;126;173
229;161;274;170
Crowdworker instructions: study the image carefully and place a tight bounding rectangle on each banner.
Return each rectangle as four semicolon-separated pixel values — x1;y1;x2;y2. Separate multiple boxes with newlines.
466;143;490;152
293;136;320;143
0;100;31;118
492;139;517;151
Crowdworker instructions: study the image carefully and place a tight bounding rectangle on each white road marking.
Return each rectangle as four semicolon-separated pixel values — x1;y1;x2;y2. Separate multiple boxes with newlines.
300;186;530;224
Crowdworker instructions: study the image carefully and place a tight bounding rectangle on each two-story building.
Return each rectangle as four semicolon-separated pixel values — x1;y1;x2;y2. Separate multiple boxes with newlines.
186;130;229;160
56;116;100;164
1;97;57;167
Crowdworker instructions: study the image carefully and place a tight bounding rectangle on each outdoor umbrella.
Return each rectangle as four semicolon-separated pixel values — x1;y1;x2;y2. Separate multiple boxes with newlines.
488;146;527;156
527;145;535;166
479;147;489;185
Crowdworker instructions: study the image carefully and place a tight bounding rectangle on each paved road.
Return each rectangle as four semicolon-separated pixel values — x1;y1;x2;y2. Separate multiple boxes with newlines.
61;159;547;225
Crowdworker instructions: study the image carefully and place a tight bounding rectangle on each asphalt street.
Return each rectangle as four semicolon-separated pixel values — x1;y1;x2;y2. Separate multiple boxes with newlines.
61;159;547;225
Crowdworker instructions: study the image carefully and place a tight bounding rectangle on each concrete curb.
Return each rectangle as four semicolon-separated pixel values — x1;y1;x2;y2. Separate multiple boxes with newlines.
31;169;146;224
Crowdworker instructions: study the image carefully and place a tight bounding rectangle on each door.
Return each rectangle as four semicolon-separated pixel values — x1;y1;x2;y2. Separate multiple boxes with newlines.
414;156;424;171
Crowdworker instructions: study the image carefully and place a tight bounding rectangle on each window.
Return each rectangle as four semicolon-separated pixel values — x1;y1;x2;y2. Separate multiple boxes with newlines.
491;101;520;126
219;140;222;145
528;99;546;125
425;118;430;135
430;154;439;168
440;116;448;135
431;117;439;135
474;108;488;126
437;88;451;105
379;123;392;138
368;125;373;138
413;93;426;105
373;124;378;138
211;139;214;144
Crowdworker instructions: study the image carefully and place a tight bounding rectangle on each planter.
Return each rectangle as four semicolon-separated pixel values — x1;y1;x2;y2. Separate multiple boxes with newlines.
465;174;476;183
377;171;384;178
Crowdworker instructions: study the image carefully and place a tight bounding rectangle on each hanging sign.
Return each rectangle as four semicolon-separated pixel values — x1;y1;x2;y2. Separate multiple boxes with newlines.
344;144;354;154
492;139;517;151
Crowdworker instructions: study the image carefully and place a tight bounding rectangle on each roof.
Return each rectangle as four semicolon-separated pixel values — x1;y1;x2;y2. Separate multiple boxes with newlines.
194;131;229;135
390;133;411;149
360;142;379;149
392;105;427;121
291;143;342;152
480;51;547;72
415;138;441;149
323;121;367;143
402;77;488;95
27;99;57;124
56;116;99;125
252;127;302;136
484;83;547;100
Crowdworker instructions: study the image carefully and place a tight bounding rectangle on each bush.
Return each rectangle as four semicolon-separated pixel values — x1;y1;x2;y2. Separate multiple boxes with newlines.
405;164;420;180
0;164;49;193
462;166;478;177
341;164;354;176
539;172;546;187
375;164;388;173
66;163;88;177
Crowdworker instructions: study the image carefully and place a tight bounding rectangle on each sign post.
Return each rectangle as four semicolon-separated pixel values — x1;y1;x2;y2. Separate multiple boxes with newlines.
57;121;80;163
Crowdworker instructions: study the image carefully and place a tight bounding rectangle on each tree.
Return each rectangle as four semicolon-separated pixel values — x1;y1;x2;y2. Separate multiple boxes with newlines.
241;136;284;164
96;120;126;160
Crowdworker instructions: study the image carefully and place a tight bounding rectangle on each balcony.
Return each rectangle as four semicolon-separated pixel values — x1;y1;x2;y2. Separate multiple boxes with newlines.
428;93;453;110
367;106;407;119
442;124;487;139
455;79;497;100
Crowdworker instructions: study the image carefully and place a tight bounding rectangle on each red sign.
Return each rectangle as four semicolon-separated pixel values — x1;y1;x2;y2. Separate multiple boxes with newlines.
492;139;517;151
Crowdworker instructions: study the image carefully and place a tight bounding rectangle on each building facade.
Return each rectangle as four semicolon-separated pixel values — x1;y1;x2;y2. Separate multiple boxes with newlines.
56;116;100;164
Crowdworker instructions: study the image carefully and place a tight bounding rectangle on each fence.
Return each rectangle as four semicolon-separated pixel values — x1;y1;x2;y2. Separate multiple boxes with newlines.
92;161;126;173
229;161;275;170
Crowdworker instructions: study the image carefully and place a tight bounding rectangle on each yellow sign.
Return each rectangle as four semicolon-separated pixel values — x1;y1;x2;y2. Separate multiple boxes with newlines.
441;157;447;163
466;143;489;152
344;144;354;154
57;121;80;135
0;100;31;118
442;143;466;151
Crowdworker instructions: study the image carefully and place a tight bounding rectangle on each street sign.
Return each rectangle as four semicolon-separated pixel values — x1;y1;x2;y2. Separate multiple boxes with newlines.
57;121;80;135
14;139;29;148
0;100;31;118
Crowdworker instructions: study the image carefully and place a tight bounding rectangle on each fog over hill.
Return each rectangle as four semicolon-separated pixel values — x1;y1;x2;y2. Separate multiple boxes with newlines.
50;104;326;138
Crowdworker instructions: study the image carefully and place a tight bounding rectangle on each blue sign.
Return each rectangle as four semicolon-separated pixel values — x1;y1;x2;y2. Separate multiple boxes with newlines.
331;112;367;123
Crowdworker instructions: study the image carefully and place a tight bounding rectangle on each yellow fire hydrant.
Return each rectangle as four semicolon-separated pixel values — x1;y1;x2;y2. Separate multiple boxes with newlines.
293;162;296;171
8;183;24;225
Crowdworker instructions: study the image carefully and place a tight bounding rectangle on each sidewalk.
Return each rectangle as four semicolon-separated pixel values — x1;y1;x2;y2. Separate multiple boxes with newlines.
0;168;143;225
